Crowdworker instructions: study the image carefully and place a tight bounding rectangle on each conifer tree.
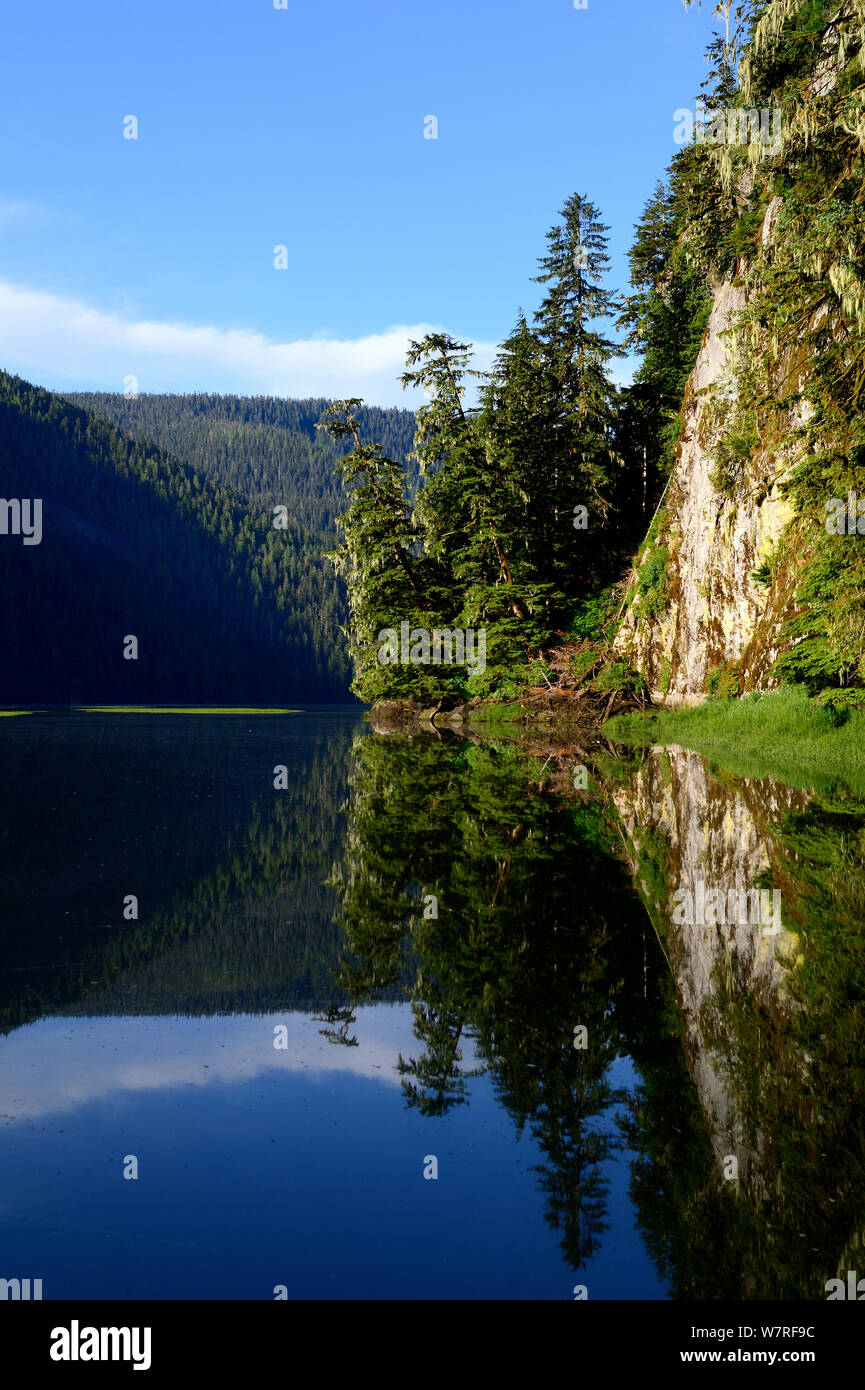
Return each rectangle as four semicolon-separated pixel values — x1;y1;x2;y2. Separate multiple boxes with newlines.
401;333;542;630
479;313;569;624
530;193;625;594
317;399;426;701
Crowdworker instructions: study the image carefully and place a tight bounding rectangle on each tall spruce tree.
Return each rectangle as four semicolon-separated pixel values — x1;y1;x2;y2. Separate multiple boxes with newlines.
531;193;625;595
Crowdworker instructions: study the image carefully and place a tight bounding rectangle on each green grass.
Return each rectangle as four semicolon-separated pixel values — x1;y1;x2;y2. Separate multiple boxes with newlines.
469;701;525;728
76;706;303;715
0;710;33;717
606;688;865;796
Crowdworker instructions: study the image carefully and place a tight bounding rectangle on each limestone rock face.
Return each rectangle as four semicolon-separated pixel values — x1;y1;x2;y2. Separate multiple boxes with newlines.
614;199;807;703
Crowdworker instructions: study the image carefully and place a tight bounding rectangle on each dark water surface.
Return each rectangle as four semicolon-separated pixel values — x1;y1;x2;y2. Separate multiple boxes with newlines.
1;711;863;1299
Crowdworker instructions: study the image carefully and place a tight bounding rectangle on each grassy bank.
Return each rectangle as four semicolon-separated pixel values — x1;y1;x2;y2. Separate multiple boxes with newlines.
606;688;865;797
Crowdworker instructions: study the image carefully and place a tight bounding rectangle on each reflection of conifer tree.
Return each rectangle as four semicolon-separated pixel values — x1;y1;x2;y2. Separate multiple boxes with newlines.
320;852;408;1044
476;926;632;1271
530;1087;616;1267
397;981;484;1116
317;735;433;1042
313;1003;359;1048
326;730;654;1271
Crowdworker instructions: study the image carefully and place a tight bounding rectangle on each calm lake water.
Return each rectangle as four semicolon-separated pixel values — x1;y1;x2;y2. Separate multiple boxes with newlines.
1;710;864;1300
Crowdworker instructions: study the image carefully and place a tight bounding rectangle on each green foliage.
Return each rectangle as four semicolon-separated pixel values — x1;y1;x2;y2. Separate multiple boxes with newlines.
636;545;669;619
637;505;667;557
568;585;621;642
592;660;649;699
705;659;743;698
317;399;434;703
727;201;769;259
772;535;865;692
616;162;716;515
751;557;773;587
815;687;865;715
571;647;600;683
708;410;759;494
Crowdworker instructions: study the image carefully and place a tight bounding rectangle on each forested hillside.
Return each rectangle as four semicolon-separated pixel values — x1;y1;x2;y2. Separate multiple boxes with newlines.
0;372;387;702
63;393;415;531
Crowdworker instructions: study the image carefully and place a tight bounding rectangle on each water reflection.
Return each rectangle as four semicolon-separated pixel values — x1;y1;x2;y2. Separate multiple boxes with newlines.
613;743;865;1298
1;713;864;1298
323;730;865;1294
0;711;358;1031
322;731;683;1269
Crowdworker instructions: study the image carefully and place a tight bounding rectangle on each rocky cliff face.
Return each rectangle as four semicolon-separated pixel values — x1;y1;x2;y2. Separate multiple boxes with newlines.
614;225;807;703
613;4;865;706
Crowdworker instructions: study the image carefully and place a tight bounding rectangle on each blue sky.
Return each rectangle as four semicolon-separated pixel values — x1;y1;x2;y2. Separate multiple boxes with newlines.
0;0;719;405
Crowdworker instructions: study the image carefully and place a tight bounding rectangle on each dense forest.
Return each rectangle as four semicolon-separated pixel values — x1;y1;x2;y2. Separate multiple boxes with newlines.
326;0;865;712
311;176;697;706
63;393;415;530
0;377;413;702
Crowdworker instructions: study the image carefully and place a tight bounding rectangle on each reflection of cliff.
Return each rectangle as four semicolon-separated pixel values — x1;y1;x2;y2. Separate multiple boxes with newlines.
614;745;803;1190
614;744;865;1298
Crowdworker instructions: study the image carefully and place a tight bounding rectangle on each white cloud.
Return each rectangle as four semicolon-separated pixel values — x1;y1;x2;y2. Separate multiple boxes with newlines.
0;280;497;407
0;1007;471;1121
